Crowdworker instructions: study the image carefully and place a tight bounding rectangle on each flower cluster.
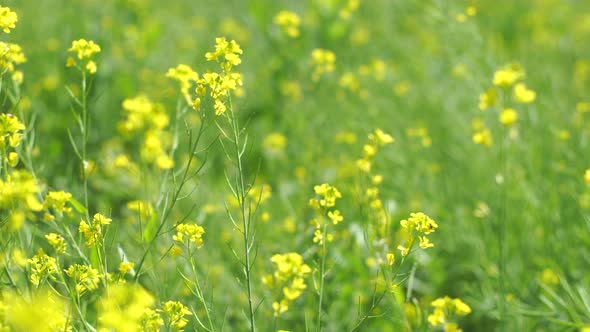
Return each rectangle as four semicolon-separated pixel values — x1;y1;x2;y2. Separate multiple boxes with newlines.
356;129;394;173
166;64;199;104
474;63;536;146
118;95;174;170
45;233;67;255
78;213;112;247
43;190;73;221
160;301;192;331
64;264;101;295
0;6;17;33
309;184;343;245
66;39;101;74
0;289;70;331
168;37;244;116
262;253;311;316
310;48;336;81
427;296;472;332
273;10;301;38
172;223;205;249
0;170;43;229
397;212;438;256
0;42;26;74
97;283;155;332
28;249;59;287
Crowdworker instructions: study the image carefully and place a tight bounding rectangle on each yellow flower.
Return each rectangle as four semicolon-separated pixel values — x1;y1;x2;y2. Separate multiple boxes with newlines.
478;88;497;110
0;42;26;73
273;10;301;38
499;108;518;127
472;128;493;147
68;39;101;60
45;233;67;254
386;253;395;266
311;48;336;81
173;223;205;248
98;283;155;332
513;83;536;103
265;253;311;316
119;262;135;275
0;6;18;33
328;210;343;224
263;132;288;155
492;63;524;87
65;264;101;294
585;169;590;185
160;301;192;331
28;249;59;286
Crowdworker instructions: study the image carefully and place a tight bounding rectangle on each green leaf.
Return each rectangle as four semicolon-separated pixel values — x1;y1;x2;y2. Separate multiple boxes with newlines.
69;197;87;214
142;211;159;243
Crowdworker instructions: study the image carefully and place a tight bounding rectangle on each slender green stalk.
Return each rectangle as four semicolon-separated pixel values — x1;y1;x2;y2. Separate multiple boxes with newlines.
224;99;256;332
188;247;215;331
133;115;206;281
316;222;328;332
497;132;508;326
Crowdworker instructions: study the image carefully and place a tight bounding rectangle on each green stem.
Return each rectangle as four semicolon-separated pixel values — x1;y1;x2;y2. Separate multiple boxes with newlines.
227;102;256;332
316;222;328;332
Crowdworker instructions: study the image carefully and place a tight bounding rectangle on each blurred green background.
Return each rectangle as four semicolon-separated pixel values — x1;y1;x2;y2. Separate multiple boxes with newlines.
4;0;590;330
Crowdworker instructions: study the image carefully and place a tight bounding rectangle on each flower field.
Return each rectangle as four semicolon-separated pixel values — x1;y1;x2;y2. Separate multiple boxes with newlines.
1;1;590;331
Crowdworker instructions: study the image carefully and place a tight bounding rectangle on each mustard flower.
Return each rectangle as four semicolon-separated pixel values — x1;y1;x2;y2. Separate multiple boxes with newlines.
28;249;59;286
263;132;288;155
45;233;67;254
119;262;135;275
97;283;155;332
0;113;25;148
311;48;336;81
0;6;17;33
205;37;243;72
44;191;73;217
492;63;524;87
68;39;101;60
67;39;101;74
428;296;471;331
369;128;395;146
328;210;343;224
513;83;536;104
142;308;164;332
1;289;70;332
0;42;26;72
65;264;101;294
478;88;497;110
499;108;518;127
79;213;112;247
263;253;311;316
0;170;43;214
166;64;199;99
274;10;301;38
160;301;192;331
173;223;205;248
312;183;342;208
586;169;590;185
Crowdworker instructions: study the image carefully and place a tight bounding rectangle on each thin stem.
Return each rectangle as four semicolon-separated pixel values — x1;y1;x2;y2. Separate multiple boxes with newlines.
227;103;256;332
316;222;328;332
188;247;214;331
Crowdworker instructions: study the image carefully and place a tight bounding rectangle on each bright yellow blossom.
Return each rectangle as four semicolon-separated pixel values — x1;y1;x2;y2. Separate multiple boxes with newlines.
499;108;518;127
274;11;301;38
0;6;18;33
513;83;536;103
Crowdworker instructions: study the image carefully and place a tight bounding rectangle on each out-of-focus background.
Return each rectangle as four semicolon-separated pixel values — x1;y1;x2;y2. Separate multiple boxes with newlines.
3;0;590;330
